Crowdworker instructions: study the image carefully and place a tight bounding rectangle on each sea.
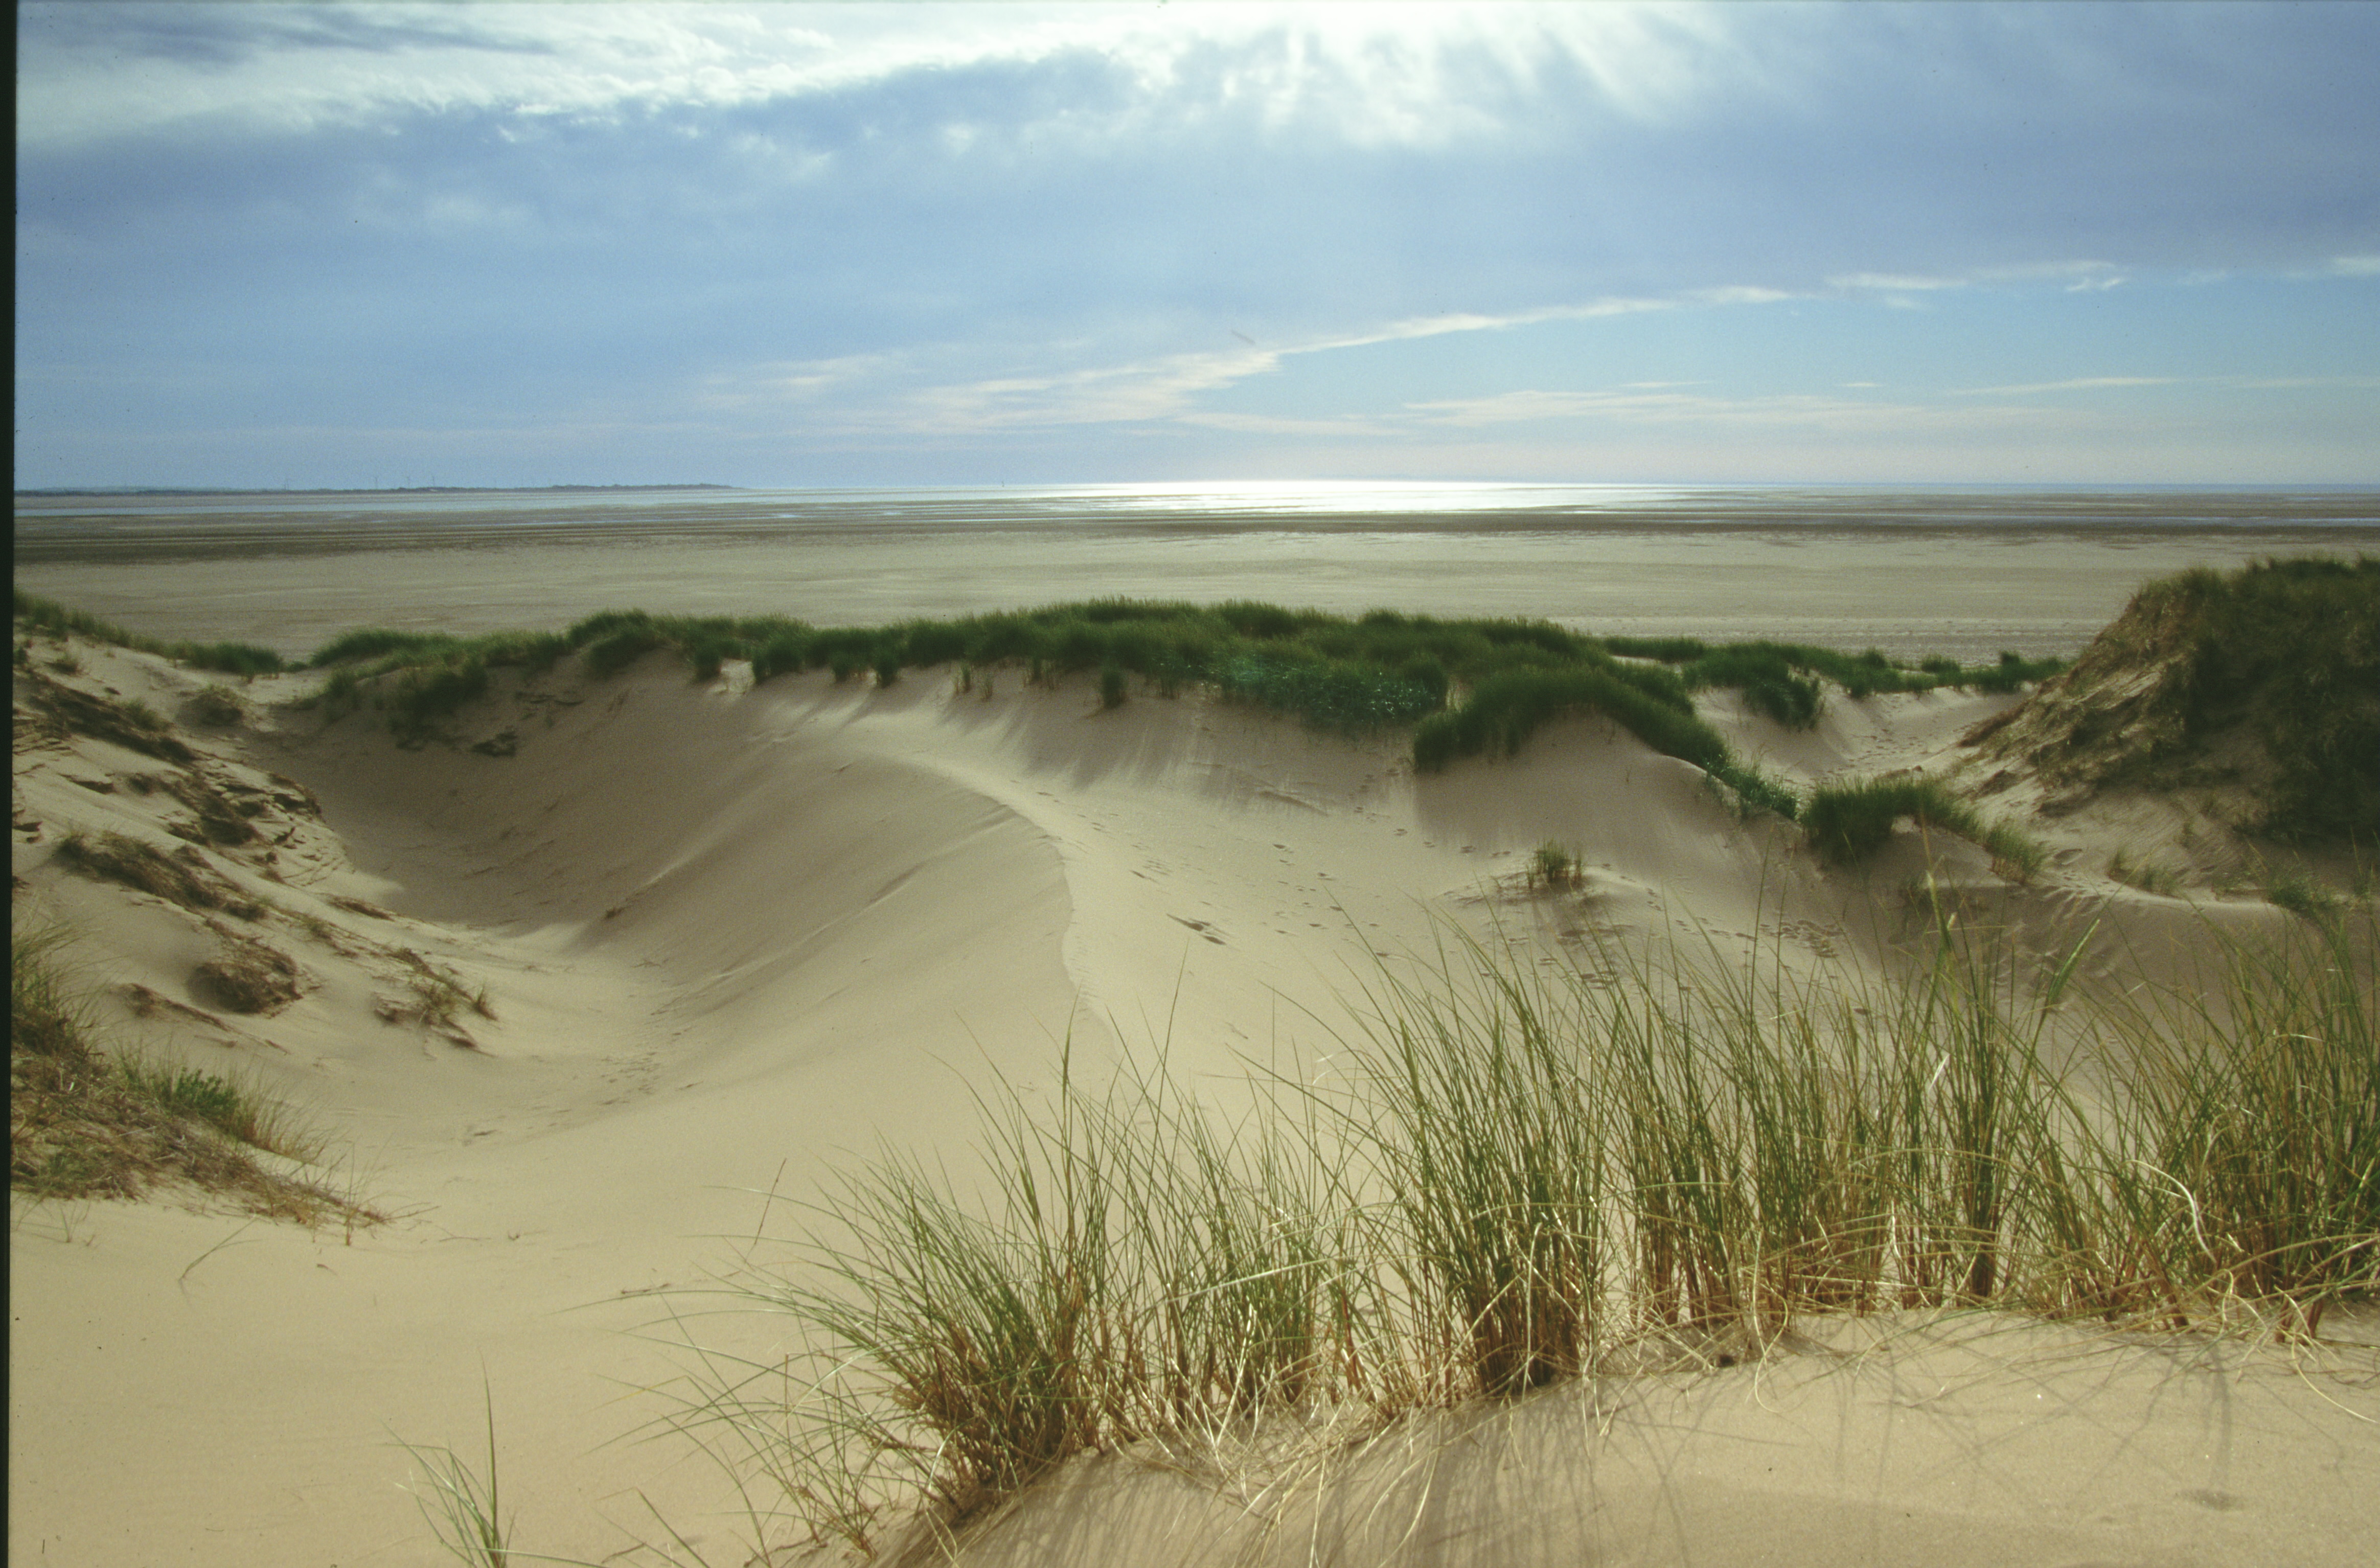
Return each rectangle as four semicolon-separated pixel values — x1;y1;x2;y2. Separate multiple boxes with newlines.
14;482;2378;665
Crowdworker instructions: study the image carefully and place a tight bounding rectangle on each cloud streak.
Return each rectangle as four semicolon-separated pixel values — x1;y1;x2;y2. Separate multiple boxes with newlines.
1952;377;2179;397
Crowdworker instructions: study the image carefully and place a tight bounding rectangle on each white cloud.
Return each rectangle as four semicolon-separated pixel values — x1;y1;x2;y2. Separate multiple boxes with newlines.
1950;376;2176;397
1176;411;1398;438
15;2;1753;150
1404;386;2063;437
1829;272;1963;293
2225;375;2380;391
1825;261;2134;302
882;343;1282;434
699;285;1795;438
1309;295;1682;357
698;353;905;409
1981;259;2124;284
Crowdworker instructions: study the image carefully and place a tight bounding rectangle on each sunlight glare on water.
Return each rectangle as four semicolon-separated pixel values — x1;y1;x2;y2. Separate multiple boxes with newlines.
13;483;2377;664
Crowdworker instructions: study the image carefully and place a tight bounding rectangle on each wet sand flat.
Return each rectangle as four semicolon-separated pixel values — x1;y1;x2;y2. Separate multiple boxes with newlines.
16;484;2377;663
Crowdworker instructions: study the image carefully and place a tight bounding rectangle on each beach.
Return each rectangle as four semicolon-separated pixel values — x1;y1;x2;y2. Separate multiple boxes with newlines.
11;488;2378;1566
15;484;2376;663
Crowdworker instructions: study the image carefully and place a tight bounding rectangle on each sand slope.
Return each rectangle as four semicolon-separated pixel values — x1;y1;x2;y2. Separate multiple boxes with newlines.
11;640;2374;1566
838;1314;2379;1568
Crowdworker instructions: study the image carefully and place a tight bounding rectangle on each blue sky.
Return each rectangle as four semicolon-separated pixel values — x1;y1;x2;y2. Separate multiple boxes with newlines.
15;1;2379;488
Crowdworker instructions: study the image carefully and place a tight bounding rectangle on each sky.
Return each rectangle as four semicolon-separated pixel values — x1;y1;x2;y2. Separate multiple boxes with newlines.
14;1;2380;489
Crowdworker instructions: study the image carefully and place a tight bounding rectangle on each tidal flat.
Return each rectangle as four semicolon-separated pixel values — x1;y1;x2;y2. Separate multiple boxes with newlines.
16;482;2377;663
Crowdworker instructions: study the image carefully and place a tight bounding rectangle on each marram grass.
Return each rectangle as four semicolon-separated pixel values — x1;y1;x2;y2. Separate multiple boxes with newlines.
10;927;370;1224
1805;774;2046;879
280;599;2070;820
660;905;2374;1551
23;590;2077;826
13;589;285;676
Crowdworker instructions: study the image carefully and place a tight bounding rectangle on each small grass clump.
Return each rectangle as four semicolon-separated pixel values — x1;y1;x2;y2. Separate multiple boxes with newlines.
396;1386;512;1568
117;1060;273;1147
55;831;263;918
1804;775;2043;878
1529;840;1581;889
186;683;246;727
11;928;368;1223
2108;846;2183;896
378;949;496;1036
2266;867;2346;924
191;937;305;1015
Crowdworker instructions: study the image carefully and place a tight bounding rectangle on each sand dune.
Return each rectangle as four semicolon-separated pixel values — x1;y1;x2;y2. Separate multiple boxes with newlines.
10;631;2375;1566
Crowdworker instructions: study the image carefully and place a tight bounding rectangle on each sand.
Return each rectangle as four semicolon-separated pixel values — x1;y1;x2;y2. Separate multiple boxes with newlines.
11;550;2378;1565
16;486;2378;664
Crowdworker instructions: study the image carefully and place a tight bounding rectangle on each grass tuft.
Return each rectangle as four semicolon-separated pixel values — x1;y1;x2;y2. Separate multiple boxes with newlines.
186;683;246;727
395;1382;512;1568
2108;846;2183;896
191;937;305;1016
691;905;2372;1540
2266;867;2346;925
1804;775;2043;878
1410;664;1800;820
11;927;366;1221
55;831;264;917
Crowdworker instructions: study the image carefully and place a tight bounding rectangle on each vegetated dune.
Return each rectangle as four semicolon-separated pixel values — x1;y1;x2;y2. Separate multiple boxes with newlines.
1959;554;2378;873
9;586;2375;1568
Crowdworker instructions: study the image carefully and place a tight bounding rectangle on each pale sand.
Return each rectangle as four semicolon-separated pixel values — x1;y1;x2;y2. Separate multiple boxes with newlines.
11;618;2377;1564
